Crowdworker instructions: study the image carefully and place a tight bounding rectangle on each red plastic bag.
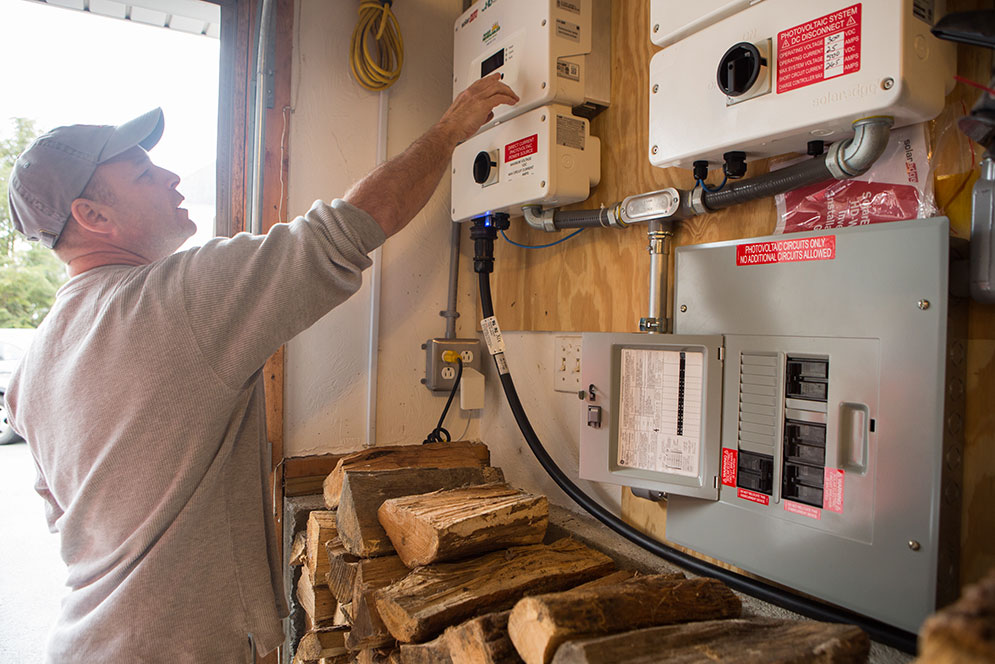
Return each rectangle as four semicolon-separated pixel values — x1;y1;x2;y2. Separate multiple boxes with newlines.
774;124;936;234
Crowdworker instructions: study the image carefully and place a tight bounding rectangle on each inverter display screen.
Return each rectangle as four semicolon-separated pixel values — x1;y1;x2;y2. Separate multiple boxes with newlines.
481;49;505;78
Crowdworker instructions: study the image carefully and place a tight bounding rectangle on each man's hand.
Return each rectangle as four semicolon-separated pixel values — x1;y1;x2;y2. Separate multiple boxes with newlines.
344;74;519;237
437;74;520;144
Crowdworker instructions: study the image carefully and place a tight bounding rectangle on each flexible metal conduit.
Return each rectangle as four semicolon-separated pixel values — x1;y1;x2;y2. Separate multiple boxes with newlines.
522;117;894;229
701;117;893;212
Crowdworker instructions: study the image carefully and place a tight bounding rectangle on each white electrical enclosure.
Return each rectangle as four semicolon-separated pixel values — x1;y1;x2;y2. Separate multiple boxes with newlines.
650;0;760;48
451;104;601;222
648;0;955;169
453;0;610;133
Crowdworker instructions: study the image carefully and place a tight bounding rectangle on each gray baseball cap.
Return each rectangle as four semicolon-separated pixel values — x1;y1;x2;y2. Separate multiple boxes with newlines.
6;108;165;248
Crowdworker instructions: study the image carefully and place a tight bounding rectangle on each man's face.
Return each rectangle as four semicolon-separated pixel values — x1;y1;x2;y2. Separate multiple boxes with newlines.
86;146;196;260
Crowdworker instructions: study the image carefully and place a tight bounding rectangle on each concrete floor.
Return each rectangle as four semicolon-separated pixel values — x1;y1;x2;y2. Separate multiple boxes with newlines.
0;442;66;664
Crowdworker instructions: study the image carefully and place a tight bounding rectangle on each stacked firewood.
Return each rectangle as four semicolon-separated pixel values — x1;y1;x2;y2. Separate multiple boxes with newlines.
290;441;870;664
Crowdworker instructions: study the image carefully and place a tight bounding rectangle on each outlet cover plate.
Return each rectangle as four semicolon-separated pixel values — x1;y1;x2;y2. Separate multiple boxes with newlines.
424;338;483;392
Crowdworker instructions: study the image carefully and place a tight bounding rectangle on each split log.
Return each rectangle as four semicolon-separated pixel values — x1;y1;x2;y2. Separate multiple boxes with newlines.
356;648;400;664
446;610;521;664
347;556;412;651
297;567;337;627
438;572;641;664
375;538;615;644
508;573;725;664
325;538;360;603
549;617;870;664
290;531;308;567
337;466;504;558
568;570;640;590
378;483;548;567
918;569;995;663
296;626;349;660
323;441;491;509
307;510;338;580
396;574;636;664
399;633;454;664
333;602;352;627
294;649;350;664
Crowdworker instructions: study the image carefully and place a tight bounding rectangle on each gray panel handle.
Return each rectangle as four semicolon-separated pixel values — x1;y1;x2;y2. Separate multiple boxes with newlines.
838;402;870;475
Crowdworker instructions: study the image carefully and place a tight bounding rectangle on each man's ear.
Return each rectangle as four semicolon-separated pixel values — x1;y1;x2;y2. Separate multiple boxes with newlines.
69;198;115;237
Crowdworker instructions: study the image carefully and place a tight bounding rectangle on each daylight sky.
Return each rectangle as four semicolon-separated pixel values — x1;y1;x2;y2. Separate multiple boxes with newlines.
0;0;220;244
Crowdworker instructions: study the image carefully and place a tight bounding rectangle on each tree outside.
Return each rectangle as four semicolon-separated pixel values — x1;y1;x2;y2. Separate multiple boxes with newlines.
0;119;68;328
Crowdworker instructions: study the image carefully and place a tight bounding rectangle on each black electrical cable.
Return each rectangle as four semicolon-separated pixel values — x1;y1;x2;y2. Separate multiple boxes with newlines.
471;216;918;654
423;356;462;444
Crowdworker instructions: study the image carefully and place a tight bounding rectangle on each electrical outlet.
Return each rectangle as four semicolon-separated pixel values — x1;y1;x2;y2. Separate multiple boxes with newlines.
554;336;582;393
422;338;483;392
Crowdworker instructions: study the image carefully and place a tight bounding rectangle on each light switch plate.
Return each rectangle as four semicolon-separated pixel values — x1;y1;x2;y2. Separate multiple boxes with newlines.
554;336;582;393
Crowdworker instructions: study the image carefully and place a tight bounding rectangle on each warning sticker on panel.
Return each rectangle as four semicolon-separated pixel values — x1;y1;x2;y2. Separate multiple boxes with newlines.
737;488;770;506
556;115;585;150
557;60;581;82
556;18;581;42
785;500;822;520
721;448;738;487
736;235;836;266
777;4;861;94
505;135;538;163
824;467;845;513
617;348;703;478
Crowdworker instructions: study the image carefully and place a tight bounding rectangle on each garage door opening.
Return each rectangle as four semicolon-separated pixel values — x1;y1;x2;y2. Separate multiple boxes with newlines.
0;1;220;661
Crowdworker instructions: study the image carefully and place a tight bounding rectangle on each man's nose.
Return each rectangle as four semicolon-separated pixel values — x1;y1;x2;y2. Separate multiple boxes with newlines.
160;167;181;189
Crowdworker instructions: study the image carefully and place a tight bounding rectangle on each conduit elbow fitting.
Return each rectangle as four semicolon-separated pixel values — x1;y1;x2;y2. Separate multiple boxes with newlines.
522;205;558;232
827;116;894;179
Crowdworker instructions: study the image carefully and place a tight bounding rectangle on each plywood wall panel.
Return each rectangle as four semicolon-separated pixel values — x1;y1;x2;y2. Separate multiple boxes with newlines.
491;1;780;333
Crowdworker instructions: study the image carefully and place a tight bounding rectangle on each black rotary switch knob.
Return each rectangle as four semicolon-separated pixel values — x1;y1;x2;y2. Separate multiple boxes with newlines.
473;151;496;184
717;42;765;97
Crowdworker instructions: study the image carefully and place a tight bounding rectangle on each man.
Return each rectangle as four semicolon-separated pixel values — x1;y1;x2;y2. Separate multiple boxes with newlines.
4;73;518;663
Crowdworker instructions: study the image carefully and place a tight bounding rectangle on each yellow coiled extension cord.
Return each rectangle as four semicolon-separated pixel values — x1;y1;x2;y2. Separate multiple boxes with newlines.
350;0;404;91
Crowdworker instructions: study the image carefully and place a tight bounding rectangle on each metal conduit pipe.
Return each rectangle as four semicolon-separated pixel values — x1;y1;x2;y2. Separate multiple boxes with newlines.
523;204;624;231
701;117;894;212
441;221;461;339
521;117;893;228
641;220;673;334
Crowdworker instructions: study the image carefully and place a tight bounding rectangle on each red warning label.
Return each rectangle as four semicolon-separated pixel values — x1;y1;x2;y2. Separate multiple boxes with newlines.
777;4;861;94
505;134;538;163
823;467;845;513
721;448;738;487
785;500;822;520
736;235;836;266
737;488;770;506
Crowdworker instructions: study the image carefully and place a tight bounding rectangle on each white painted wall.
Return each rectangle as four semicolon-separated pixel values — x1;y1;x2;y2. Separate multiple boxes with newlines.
284;0;621;515
285;0;476;456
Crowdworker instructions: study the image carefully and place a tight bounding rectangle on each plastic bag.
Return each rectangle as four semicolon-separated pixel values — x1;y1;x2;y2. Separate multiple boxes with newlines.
773;123;937;235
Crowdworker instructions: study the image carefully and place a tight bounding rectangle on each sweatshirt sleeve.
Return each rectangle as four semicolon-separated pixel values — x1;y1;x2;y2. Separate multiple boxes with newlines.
171;199;386;390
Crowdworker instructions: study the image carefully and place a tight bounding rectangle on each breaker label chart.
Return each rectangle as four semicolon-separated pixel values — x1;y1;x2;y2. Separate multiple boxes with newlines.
617;348;703;478
777;3;861;94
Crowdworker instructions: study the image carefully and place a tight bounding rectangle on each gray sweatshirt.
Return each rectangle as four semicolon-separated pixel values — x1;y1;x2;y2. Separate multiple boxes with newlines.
5;199;386;663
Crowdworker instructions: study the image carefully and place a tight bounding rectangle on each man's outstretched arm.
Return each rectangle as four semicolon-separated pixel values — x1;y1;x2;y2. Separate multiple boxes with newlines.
344;74;519;237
